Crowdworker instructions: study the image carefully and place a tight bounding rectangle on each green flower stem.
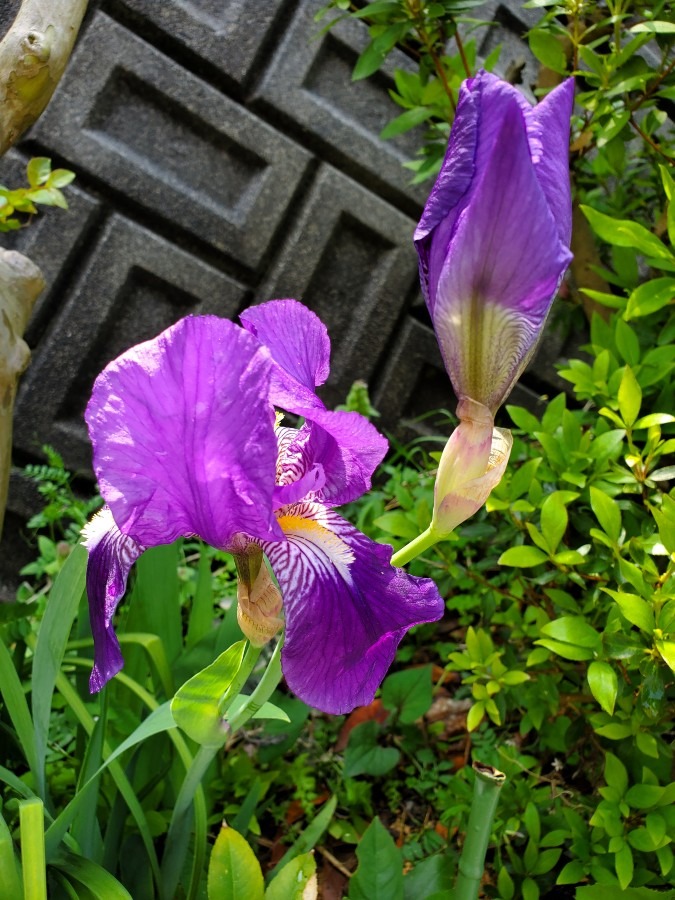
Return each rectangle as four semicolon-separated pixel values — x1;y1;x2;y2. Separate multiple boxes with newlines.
218;641;261;716
390;525;439;567
454;762;506;900
19;797;47;900
228;635;284;734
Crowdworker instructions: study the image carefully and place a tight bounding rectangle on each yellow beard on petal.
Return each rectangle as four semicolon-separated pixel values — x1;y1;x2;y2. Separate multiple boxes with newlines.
277;512;355;582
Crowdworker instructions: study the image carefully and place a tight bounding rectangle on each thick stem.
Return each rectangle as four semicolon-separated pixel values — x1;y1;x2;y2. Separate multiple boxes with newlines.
390;525;439;567
0;249;44;538
227;636;284;733
0;0;88;154
454;762;506;900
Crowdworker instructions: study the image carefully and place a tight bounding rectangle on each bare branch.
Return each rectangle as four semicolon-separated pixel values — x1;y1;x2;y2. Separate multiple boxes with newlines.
0;249;44;538
0;0;87;156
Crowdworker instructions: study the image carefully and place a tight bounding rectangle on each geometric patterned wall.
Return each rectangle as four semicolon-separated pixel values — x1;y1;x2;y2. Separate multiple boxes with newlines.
0;0;574;590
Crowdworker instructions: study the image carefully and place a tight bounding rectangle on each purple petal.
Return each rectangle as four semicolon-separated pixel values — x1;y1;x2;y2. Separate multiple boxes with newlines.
524;78;575;246
300;409;388;505
276;413;388;508
86;316;282;550
264;504;444;714
240;299;330;412
430;95;572;412
82;508;144;692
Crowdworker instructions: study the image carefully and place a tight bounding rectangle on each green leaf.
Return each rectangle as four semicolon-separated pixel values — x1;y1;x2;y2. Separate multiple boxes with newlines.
603;589;654;633
349;818;404;900
618;366;641;428
588;661;618;715
0;637;40;782
46;169;75;189
581;205;673;263
171;641;247;746
226;696;290;723
557;860;585;884
373;511;419;540
655;640;675;673
631;20;675;32
344;721;400;777
615;843;634;889
540;617;600;648
590;486;621;543
0;811;21;899
540;493;568;553
625;278;675;319
528;29;567;73
499;546;549;567
26;157;51;187
466;701;486;730
207;825;264;900
32;543;87;798
535;639;594;661
52;851;132;899
625;784;664;809
381;666;432;723
265;852;317;899
403;854;454;900
269;796;337;881
380;107;433;140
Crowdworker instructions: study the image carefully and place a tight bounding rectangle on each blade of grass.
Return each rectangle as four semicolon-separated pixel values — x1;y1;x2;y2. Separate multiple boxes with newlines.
52;850;133;899
31;543;87;799
186;542;214;649
46;669;165;898
0;808;22;898
130;543;182;664
267;795;337;882
19;797;47;900
70;689;108;862
52;656;208;900
0;637;39;778
67;633;174;698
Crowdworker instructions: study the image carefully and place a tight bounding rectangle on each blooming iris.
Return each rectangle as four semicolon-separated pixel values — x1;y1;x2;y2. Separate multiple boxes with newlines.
414;71;574;536
83;300;443;714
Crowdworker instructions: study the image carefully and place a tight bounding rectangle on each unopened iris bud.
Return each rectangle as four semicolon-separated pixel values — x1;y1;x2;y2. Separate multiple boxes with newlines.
431;398;512;538
415;71;574;414
235;550;284;647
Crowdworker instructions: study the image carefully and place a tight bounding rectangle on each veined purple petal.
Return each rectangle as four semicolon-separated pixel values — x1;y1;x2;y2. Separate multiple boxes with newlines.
299;409;388;505
86;316;282;550
263;503;444;714
82;507;144;692
524;78;575;246
240;299;330;412
414;71;573;412
431;96;572;412
276;412;388;508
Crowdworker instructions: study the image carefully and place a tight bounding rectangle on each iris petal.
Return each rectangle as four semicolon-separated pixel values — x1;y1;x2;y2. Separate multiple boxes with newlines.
86;316;282;550
432;97;571;411
240;299;330;411
82;508;144;692
264;504;444;714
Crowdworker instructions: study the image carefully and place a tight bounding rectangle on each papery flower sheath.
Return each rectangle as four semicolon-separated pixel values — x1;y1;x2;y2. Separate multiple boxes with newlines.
83;301;444;714
415;70;574;414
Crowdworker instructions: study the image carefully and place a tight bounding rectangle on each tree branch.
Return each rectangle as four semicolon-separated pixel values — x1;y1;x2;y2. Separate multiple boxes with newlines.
0;249;44;538
0;0;87;155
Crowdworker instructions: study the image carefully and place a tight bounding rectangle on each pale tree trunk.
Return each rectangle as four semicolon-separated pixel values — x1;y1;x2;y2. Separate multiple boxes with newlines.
0;250;44;537
0;1;87;537
0;0;88;155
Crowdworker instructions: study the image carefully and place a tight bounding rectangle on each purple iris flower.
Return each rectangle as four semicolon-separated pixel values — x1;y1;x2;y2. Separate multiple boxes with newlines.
415;70;574;415
82;300;444;715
